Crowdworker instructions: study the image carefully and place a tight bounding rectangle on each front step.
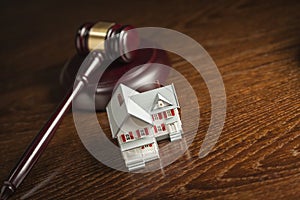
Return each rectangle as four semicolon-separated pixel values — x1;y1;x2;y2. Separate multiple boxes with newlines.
125;158;145;171
169;131;182;142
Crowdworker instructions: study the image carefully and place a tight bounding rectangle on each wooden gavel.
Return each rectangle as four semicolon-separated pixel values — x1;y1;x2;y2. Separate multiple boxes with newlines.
76;21;139;61
0;21;139;200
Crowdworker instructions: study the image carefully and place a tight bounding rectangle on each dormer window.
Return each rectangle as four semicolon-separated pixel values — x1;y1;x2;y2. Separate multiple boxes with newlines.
118;93;124;106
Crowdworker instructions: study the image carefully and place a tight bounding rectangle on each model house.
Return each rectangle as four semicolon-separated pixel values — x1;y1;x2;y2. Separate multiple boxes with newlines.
106;83;183;171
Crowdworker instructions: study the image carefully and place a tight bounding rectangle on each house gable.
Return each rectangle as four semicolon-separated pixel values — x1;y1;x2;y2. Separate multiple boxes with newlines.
107;84;139;138
116;115;151;138
151;93;173;111
130;84;179;114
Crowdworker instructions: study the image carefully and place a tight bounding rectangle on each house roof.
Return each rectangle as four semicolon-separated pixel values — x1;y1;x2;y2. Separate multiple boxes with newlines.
107;84;153;138
106;83;180;138
130;84;180;114
127;99;153;125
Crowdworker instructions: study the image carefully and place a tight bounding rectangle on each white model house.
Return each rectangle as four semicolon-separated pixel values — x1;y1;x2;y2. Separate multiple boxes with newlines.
106;83;183;171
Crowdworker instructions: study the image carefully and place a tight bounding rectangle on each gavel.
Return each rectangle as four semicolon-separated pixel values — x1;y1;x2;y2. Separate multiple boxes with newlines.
0;21;139;200
76;21;138;62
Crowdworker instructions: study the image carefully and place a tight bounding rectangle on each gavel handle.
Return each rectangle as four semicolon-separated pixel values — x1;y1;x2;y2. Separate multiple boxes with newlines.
0;81;85;200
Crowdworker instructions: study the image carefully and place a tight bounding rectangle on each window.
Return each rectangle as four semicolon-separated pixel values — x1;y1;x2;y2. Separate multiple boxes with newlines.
152;113;163;121
136;128;149;138
157;125;162;132
166;109;175;118
152;114;159;121
125;134;131;140
117;93;124;106
120;132;134;143
140;129;145;137
166;110;172;117
155;124;166;133
158;100;164;107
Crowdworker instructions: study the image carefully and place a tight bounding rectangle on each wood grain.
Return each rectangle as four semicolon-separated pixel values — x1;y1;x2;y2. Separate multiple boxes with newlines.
0;0;299;199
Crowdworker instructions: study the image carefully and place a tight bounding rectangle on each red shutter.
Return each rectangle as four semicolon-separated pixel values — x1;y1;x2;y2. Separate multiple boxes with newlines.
154;126;157;133
136;130;141;138
144;128;149;135
171;109;175;116
121;134;126;142
141;146;144;149
158;113;162;119
149;143;153;147
161;124;166;131
163;111;167;119
152;115;154;121
129;132;134;139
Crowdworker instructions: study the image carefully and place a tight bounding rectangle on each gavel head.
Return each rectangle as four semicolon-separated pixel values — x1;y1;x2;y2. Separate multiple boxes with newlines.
75;21;139;62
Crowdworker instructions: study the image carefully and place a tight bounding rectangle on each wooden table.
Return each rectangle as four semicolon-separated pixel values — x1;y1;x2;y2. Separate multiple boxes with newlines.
1;0;299;199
